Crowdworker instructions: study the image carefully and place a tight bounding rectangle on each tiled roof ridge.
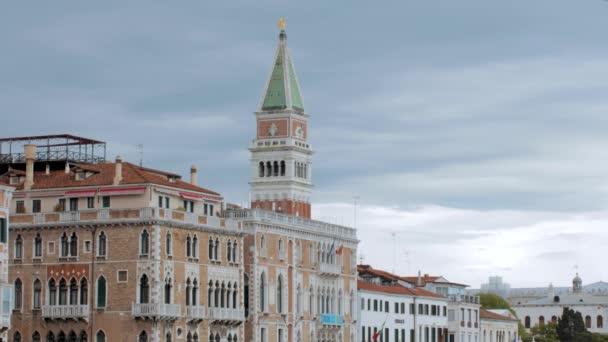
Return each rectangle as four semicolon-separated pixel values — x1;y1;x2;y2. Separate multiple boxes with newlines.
479;308;518;322
357;280;446;299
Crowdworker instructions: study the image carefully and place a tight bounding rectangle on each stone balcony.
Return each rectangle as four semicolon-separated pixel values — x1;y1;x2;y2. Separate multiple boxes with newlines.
0;313;10;332
42;305;88;321
11;208;242;233
319;262;341;276
448;294;480;305
186;305;206;322
207;307;245;326
225;209;357;241
132;303;181;320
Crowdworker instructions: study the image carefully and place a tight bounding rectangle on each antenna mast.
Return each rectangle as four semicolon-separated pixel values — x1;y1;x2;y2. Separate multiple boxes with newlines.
136;144;144;167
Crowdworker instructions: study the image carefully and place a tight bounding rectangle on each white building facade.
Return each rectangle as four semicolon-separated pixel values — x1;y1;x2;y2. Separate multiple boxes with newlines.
479;309;518;342
513;274;608;334
0;185;13;342
401;274;481;342
357;266;449;342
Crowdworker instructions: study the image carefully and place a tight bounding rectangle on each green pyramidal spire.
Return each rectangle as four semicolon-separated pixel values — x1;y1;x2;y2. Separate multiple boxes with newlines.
260;29;305;112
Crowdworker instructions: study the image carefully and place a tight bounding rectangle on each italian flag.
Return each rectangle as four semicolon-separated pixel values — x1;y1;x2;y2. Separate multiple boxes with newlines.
372;320;387;341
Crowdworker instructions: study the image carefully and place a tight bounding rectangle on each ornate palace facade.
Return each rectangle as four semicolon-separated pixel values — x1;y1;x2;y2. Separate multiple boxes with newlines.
2;143;245;342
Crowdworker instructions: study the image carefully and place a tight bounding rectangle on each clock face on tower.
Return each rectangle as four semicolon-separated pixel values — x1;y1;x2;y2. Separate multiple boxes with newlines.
295;125;304;139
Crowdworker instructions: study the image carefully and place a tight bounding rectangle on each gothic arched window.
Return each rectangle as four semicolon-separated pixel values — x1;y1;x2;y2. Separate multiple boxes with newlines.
232;241;237;262
69;278;78;305
192;278;198;306
164;278;172;304
14;278;22;309
59;279;67;305
34;233;43;257
260;272;266;311
277;275;283;313
61;233;69;257
165;231;172;256
80;278;88;305
208;237;214;260
95;330;105;342
138;331;148;342
97;276;106;308
70;232;78;256
140;230;149;255
232;283;237;309
33;279;42;309
259;162;265;177
220;282;226;308
186;235;192;257
140;275;150;304
192;235;198;258
15;234;23;259
208;280;213;307
186;278;191;306
97;231;107;257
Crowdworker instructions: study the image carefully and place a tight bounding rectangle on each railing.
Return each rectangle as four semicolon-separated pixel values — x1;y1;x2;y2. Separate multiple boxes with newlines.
225;209;357;240
186;305;206;321
319;313;344;326
132;303;181;319
59;211;80;222
250;137;313;151
12;208;241;233
42;305;88;320
0;313;10;328
319;262;341;276
208;307;245;322
448;294;480;304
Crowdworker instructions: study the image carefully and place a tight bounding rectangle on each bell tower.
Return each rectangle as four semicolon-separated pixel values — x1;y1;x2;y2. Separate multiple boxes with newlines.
249;20;313;218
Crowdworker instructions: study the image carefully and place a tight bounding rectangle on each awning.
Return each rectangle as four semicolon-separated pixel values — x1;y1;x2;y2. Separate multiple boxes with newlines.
180;192;222;203
180;192;203;201
99;187;145;196
65;189;97;197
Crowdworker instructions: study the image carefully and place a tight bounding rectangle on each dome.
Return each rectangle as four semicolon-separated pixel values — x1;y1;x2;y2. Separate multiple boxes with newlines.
573;273;583;293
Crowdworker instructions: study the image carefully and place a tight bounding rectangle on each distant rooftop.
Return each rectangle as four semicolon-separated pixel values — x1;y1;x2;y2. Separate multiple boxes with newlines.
0;134;106;174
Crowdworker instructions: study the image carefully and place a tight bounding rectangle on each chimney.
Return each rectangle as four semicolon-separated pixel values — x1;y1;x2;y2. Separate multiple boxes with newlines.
24;144;36;191
113;156;123;185
417;270;422;287
45;163;50;175
190;165;198;185
65;162;70;174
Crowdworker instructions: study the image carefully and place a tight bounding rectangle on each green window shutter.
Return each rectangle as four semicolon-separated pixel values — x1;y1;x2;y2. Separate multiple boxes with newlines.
97;277;106;308
0;218;5;243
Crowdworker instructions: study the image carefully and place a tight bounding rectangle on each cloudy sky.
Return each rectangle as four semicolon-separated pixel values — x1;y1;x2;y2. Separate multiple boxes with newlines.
2;1;608;288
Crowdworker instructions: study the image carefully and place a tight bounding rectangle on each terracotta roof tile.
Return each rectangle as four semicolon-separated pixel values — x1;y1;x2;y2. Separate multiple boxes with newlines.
357;265;448;299
400;276;441;286
479;309;518;322
357;280;446;299
0;162;221;196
